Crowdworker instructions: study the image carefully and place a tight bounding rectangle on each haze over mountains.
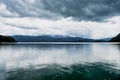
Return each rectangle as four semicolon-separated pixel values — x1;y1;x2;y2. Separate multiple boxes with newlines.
0;0;120;39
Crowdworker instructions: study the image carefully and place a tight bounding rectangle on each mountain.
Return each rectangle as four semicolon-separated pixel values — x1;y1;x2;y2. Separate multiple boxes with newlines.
0;35;16;42
110;33;120;42
12;35;108;42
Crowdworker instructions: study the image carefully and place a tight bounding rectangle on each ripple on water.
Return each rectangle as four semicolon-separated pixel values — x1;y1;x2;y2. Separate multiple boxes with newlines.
5;62;120;80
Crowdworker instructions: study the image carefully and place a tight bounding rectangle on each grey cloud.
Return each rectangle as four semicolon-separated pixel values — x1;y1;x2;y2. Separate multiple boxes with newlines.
4;23;38;30
41;0;120;21
1;0;57;18
1;0;120;21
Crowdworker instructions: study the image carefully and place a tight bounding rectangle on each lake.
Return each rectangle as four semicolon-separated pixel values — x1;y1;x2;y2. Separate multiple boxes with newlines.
0;43;120;80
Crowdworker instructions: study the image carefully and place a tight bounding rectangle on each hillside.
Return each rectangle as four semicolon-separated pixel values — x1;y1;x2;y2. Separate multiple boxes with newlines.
0;35;16;42
110;33;120;42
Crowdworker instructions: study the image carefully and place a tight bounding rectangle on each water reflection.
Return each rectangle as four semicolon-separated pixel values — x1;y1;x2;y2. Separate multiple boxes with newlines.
0;43;120;80
117;44;120;51
5;63;120;80
0;44;120;68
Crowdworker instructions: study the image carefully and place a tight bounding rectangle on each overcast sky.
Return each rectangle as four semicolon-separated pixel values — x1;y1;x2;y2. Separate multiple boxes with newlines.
0;0;120;39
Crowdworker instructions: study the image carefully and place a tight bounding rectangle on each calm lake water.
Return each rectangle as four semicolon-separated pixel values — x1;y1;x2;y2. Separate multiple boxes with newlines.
0;43;120;80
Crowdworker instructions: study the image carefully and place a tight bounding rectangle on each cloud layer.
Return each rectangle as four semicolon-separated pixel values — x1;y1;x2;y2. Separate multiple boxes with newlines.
0;0;120;39
1;0;120;20
41;0;120;21
0;16;120;39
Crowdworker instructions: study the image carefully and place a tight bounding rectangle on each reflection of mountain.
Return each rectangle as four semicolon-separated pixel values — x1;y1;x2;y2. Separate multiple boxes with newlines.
0;35;16;42
110;33;120;42
12;35;110;42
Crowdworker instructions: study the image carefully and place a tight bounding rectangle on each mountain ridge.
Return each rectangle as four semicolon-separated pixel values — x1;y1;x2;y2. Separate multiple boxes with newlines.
12;35;110;42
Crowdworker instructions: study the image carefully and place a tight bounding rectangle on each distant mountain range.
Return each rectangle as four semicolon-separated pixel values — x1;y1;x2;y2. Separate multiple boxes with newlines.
1;34;120;42
12;35;111;42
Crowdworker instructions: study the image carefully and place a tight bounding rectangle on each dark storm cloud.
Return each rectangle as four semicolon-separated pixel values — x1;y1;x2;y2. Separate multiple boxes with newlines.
1;0;120;21
41;0;120;21
1;0;57;18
